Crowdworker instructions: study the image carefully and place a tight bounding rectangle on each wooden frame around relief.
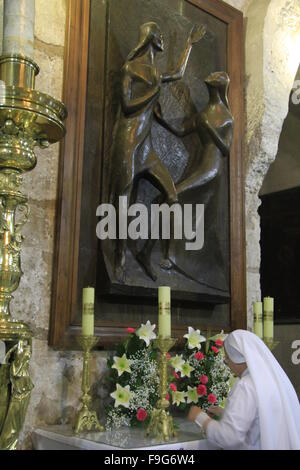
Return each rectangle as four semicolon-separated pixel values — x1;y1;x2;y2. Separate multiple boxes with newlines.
49;0;246;349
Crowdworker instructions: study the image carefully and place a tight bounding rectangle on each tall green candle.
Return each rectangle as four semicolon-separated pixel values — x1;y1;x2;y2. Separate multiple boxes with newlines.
263;297;274;341
82;287;95;336
253;301;263;339
158;286;171;338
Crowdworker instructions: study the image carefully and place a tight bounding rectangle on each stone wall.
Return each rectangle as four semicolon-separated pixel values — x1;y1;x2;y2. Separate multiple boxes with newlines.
261;66;300;195
242;0;300;396
0;0;299;448
228;0;299;327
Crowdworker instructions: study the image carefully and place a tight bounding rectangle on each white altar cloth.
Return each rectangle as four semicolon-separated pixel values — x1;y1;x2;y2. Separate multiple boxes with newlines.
32;418;220;450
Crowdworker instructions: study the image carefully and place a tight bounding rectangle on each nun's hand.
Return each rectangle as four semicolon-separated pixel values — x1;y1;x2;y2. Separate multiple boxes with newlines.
188;406;202;422
207;406;224;418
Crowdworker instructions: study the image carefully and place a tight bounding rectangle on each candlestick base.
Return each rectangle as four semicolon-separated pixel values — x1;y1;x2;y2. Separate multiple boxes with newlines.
73;335;104;434
74;408;104;434
146;408;177;442
146;337;177;442
264;338;279;351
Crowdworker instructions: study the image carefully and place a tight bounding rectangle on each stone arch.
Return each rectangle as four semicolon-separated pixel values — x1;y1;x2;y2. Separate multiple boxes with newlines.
244;0;300;327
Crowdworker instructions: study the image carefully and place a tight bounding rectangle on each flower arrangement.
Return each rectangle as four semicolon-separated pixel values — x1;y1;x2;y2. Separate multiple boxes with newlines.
106;321;160;430
169;328;232;412
106;323;232;429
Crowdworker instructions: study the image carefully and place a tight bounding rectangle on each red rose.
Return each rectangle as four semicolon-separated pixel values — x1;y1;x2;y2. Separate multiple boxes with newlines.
208;393;217;404
215;339;223;347
166;393;170;401
200;374;208;384
136;408;147;422
126;327;135;334
170;383;177;392
197;384;207;396
165;352;171;359
194;352;204;361
173;371;180;379
211;346;219;354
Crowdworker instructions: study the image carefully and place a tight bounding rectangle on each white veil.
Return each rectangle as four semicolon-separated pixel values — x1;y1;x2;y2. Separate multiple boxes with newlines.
224;330;300;450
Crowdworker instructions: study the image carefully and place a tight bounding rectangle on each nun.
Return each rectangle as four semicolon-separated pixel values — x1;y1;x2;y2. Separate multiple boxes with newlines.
188;329;300;450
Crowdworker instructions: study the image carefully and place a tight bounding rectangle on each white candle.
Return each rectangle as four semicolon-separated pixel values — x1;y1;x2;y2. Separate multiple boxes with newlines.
3;0;35;57
158;286;171;338
82;287;95;336
253;301;263;339
263;297;274;341
0;340;5;364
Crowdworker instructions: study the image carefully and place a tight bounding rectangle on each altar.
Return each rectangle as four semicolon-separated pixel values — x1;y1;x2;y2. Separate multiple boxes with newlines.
32;419;219;451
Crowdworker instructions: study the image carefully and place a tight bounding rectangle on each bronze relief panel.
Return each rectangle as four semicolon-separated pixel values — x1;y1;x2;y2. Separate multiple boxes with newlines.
50;0;245;349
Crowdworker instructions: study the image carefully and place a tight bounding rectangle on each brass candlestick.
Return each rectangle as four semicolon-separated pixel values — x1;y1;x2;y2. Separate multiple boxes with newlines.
146;336;177;442
74;335;104;434
0;53;66;450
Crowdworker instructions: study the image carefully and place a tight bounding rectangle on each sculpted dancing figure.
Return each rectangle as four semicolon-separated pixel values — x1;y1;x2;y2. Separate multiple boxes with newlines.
138;72;234;281
109;22;206;282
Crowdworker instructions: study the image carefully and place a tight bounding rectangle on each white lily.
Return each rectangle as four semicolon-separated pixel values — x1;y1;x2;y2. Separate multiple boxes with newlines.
184;326;206;350
208;330;228;342
170;354;185;372
110;384;132;408
180;361;195;378
172;391;186;407
111;353;132;377
136;320;156;347
186;386;199;404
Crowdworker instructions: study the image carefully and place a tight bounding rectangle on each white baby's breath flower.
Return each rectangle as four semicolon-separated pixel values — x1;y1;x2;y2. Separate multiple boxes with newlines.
106;409;131;430
184;327;206;350
136;320;156;346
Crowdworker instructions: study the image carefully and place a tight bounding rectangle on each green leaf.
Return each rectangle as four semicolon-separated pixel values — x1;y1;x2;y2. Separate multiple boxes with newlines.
127;334;144;356
150;350;157;361
107;357;113;368
179;402;187;411
173;421;180;431
116;343;125;357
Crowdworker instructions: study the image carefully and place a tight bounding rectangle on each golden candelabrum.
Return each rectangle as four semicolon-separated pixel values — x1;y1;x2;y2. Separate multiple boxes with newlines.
74;336;104;434
0;54;67;450
146;337;177;442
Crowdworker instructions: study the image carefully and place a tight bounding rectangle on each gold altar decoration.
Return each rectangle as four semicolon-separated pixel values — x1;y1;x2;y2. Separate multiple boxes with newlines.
0;53;67;450
74;336;104;434
146;336;177;442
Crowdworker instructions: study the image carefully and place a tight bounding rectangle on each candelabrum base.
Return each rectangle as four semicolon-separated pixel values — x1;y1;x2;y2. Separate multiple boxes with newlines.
73;408;104;435
146;336;177;441
264;338;279;351
73;335;105;435
146;409;177;442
